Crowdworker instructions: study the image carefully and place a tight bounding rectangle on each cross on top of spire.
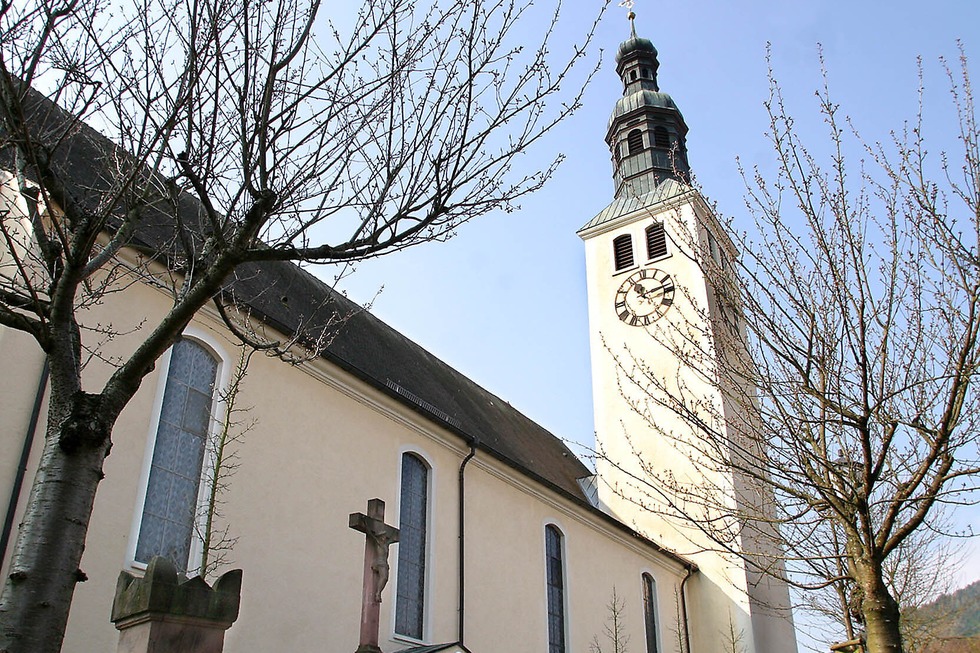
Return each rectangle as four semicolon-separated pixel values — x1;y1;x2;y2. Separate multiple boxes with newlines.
618;0;637;36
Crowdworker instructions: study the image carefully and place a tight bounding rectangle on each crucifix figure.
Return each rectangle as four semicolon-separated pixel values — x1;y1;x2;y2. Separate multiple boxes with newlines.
349;498;400;653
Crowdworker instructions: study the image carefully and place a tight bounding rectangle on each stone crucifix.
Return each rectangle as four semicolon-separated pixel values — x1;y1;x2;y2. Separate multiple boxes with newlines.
349;498;400;653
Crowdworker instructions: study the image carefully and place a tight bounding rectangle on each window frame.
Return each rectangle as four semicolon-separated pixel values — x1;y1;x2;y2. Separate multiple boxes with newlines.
544;523;568;653
707;230;721;265
642;572;661;653
127;328;229;575
393;450;433;643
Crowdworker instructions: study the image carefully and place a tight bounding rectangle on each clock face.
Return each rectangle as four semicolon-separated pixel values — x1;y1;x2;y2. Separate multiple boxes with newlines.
614;268;675;326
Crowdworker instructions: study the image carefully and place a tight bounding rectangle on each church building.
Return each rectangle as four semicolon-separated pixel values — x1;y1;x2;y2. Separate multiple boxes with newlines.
0;18;797;653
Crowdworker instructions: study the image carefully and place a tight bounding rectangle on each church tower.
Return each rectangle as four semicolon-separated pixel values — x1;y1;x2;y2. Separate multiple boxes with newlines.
578;14;798;653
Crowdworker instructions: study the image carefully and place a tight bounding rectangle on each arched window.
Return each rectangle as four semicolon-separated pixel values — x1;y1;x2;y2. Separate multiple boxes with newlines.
627;129;644;154
613;234;634;271
642;573;660;653
545;525;566;653
653;126;670;148
135;338;218;573
396;453;429;639
646;222;668;260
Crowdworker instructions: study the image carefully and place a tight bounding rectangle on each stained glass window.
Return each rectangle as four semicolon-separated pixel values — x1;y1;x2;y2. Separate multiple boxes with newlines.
395;453;429;639
135;339;217;573
643;573;660;653
546;525;566;653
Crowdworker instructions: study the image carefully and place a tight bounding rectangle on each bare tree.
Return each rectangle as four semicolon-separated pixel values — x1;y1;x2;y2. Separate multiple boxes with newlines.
590;587;631;653
799;512;963;652
723;611;748;653
0;0;604;649
603;51;980;653
198;346;255;578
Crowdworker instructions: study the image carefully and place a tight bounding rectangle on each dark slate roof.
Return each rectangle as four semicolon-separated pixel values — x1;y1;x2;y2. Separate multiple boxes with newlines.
8;86;593;498
9;87;694;569
608;89;682;128
224;257;593;501
617;34;657;61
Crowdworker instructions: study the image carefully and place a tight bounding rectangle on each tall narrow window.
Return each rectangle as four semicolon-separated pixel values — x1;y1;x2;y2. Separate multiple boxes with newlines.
396;453;429;640
613;234;634;271
545;525;566;653
707;231;720;265
653;126;670;148
135;339;218;573
646;222;667;260
642;573;660;653
627;129;644;154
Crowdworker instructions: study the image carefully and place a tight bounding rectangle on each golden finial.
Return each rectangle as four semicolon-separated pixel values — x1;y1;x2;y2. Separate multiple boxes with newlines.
618;1;637;35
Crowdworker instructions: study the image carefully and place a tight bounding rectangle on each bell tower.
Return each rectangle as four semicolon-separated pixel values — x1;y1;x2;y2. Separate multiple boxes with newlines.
578;12;798;653
606;18;689;198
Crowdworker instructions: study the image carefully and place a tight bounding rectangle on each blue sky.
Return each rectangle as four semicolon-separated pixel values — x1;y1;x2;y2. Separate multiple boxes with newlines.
332;0;980;613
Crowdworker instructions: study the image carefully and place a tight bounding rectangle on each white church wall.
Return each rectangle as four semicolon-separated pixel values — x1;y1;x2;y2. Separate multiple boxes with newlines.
0;244;697;653
580;193;795;653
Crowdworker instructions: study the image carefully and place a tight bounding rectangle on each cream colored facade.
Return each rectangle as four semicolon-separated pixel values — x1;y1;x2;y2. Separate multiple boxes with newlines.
0;271;695;652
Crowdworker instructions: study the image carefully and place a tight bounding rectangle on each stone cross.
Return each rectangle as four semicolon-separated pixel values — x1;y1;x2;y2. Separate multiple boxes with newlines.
349;498;400;653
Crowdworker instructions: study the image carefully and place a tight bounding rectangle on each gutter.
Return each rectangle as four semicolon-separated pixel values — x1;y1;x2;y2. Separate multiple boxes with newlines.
1;357;48;565
680;563;695;653
457;442;477;646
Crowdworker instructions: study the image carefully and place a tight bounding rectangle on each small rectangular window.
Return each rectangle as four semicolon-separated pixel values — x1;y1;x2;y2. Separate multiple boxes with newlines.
707;231;720;265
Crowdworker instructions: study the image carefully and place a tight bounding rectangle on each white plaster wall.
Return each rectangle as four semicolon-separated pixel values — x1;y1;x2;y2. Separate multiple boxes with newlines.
581;192;797;653
1;259;696;653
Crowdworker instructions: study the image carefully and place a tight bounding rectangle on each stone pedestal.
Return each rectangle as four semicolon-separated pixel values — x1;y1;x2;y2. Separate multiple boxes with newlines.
354;646;383;653
111;557;242;653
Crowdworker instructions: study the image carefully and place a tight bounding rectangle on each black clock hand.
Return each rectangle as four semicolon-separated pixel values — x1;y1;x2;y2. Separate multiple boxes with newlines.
636;284;665;301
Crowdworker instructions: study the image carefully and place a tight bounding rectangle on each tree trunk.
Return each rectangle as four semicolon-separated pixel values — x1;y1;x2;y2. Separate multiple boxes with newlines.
855;561;904;653
0;392;111;653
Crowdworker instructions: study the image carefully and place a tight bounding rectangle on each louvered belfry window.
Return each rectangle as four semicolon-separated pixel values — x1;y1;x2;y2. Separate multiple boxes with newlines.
646;222;667;260
396;453;429;639
613;234;634;271
627;129;644;154
653;126;670;148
